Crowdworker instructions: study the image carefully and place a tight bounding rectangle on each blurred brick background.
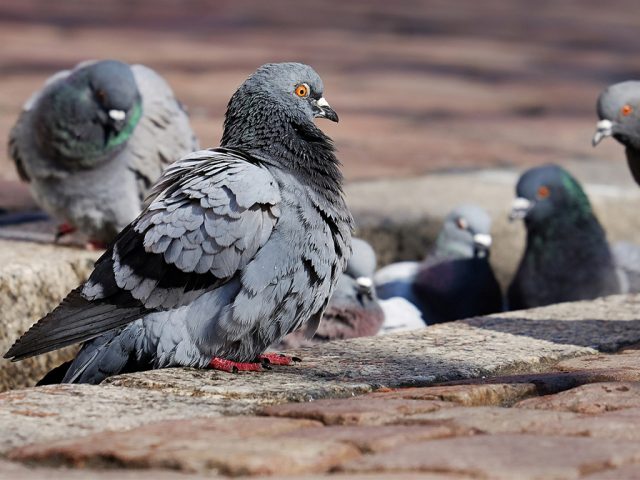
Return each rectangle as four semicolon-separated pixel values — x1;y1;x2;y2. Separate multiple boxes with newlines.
1;0;638;187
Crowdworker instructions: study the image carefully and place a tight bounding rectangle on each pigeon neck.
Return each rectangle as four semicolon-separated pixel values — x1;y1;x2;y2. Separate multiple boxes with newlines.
221;100;344;196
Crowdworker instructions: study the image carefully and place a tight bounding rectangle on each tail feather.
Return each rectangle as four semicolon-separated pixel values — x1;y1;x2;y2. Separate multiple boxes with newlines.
4;288;146;361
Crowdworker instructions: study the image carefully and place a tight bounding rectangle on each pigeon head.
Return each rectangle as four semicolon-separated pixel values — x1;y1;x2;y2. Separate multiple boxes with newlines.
509;164;593;230
436;204;493;259
34;60;142;167
222;63;338;151
593;81;640;150
345;238;377;279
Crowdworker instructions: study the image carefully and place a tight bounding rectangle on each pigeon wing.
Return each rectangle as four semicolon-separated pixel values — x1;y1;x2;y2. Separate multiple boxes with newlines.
4;149;281;360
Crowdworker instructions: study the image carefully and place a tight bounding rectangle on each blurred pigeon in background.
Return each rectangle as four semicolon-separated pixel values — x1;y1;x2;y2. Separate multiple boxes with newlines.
375;204;502;324
592;81;640;186
507;164;620;310
277;238;384;349
6;62;352;384
412;204;503;324
9;59;198;245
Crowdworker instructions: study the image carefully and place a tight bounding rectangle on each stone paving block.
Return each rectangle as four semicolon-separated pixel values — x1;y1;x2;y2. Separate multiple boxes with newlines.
260;397;452;426
0;384;270;453
9;417;359;476
369;383;538;406
341;434;640;479
396;405;640;441
394;405;580;432
263;474;473;480
278;424;459;453
439;367;640;397
514;382;640;413
557;349;640;381
464;294;640;353
581;463;640;479
0;459;212;479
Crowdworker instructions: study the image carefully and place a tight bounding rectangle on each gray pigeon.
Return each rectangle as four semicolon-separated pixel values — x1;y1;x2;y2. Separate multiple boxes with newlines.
9;59;198;245
375;204;501;324
5;62;353;384
507;164;620;309
592;81;640;185
277;238;384;349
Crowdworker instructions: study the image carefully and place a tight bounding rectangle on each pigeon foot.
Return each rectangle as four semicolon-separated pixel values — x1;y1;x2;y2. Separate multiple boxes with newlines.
209;357;264;373
258;352;302;366
55;222;76;241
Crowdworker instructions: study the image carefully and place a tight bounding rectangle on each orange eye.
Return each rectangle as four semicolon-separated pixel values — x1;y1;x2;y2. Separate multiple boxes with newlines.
537;185;550;199
622;104;633;116
456;217;468;230
295;84;309;97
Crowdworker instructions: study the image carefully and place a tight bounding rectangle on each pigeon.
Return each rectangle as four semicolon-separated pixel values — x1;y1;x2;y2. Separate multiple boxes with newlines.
412;204;503;323
375;205;502;324
5;62;353;384
9;59;199;245
276;238;384;349
507;164;620;310
592;81;640;186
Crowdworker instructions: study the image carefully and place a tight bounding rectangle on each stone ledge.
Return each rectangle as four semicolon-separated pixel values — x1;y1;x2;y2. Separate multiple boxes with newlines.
0;240;99;392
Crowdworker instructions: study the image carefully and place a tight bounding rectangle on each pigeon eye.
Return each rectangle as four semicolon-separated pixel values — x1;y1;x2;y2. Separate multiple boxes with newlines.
456;217;468;230
622;104;633;116
537;185;550;199
96;90;107;103
295;84;309;97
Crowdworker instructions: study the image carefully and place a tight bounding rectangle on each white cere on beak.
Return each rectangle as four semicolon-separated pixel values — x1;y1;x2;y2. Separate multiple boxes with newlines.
592;119;613;147
509;197;533;221
317;97;330;108
473;233;492;249
108;109;126;121
356;276;373;289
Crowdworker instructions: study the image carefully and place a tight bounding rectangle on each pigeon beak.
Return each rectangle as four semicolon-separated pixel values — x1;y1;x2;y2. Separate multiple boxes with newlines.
472;233;492;250
509;197;533;222
355;276;374;296
314;97;339;123
107;109;127;133
592;119;614;147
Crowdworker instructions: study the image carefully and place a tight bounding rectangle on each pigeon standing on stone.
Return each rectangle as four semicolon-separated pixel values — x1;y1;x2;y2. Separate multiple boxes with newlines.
507;164;620;310
9;59;199;245
5;62;352;385
277;238;384;349
592;81;640;186
374;205;502;324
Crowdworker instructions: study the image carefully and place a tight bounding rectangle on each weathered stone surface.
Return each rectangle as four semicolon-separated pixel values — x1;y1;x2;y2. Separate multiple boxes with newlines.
395;405;580;432
342;434;640;479
261;397;452;426
464;294;640;352
266;474;472;480
279;425;458;453
439;368;640;397
582;464;640;479
107;322;594;401
0;240;99;392
0;384;269;453
369;383;538;407
9;417;360;476
398;405;640;441
0;459;212;479
557;349;640;380
515;382;640;413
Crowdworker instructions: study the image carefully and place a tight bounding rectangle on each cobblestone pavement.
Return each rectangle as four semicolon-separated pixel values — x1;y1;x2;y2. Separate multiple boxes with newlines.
4;345;640;478
1;0;639;185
